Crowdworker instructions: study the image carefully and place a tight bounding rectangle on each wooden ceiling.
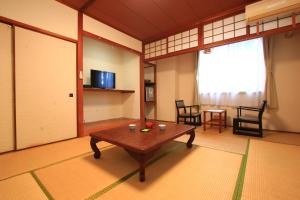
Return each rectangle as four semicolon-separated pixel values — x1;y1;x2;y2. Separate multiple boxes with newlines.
57;0;258;42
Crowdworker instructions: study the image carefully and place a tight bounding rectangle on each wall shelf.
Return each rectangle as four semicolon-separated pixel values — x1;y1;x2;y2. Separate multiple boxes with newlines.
84;88;135;93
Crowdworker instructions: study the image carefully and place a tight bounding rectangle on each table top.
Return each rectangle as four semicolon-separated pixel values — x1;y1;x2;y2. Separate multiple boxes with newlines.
204;109;226;113
90;121;195;153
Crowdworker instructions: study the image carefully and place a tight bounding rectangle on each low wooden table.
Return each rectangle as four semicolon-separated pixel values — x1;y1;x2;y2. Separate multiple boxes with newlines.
90;121;195;182
203;109;227;133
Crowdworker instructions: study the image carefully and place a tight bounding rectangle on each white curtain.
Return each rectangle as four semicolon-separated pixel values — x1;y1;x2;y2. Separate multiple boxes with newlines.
197;38;266;107
263;37;278;109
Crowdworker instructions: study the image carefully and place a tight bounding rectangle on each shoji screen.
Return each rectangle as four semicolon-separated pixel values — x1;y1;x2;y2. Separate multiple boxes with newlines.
15;27;77;149
0;23;14;153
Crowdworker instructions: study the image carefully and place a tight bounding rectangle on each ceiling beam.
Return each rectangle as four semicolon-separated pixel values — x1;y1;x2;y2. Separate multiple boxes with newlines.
79;0;96;12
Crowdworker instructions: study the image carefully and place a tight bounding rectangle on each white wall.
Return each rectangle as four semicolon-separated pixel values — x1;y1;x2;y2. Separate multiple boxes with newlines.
83;14;142;52
83;37;140;122
122;53;140;119
264;30;300;132
0;23;14;152
156;53;196;122
0;0;78;39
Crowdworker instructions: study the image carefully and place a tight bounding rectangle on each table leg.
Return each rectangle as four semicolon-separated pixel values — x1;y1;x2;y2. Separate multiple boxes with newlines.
187;130;195;148
219;113;222;133
203;112;206;131
224;110;227;128
125;149;158;182
210;112;213;127
90;137;101;159
139;163;146;182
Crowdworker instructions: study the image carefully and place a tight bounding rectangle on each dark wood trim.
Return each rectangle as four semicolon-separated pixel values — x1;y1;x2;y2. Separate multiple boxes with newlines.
144;61;156;67
256;21;260;35
77;12;84;137
145;46;198;62
140;56;145;121
12;25;17;150
79;0;96;12
56;0;79;10
153;63;157;120
246;24;250;36
198;25;203;48
84;88;135;93
0;16;77;43
292;14;297;28
166;36;169;56
83;30;142;55
0;136;78;155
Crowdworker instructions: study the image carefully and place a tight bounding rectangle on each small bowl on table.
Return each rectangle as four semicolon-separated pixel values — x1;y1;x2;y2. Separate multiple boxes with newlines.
128;124;136;130
158;124;166;131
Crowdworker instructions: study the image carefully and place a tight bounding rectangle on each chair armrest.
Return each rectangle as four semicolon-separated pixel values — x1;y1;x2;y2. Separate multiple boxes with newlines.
186;105;200;113
236;106;260;117
238;106;260;111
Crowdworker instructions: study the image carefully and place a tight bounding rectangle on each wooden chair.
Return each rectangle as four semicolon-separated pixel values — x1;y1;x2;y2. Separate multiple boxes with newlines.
233;100;267;137
175;100;201;126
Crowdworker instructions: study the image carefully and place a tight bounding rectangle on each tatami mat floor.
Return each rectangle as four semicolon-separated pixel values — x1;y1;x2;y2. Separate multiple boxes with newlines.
0;127;299;200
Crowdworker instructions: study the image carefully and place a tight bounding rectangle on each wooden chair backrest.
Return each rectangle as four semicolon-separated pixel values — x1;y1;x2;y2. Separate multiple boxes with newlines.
175;100;186;114
258;100;267;119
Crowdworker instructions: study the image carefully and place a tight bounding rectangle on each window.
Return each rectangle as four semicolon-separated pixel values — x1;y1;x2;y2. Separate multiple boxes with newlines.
197;38;266;106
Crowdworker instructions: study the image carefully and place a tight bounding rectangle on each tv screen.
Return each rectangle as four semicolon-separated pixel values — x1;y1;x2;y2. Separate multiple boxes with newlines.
91;69;115;89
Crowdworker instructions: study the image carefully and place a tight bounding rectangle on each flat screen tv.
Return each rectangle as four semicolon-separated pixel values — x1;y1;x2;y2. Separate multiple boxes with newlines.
91;69;115;89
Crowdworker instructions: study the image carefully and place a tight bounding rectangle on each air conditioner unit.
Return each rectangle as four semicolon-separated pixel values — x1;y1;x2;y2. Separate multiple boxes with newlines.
245;0;300;23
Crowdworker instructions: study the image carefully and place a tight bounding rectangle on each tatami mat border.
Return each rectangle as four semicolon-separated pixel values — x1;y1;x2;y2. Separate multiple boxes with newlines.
31;171;54;200
232;139;250;200
197;145;245;155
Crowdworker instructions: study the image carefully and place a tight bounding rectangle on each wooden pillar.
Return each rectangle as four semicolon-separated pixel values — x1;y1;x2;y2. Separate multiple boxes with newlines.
140;55;145;121
77;12;84;137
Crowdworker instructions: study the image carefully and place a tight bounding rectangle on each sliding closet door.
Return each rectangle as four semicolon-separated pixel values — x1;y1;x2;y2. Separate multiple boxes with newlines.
15;27;77;149
0;23;14;153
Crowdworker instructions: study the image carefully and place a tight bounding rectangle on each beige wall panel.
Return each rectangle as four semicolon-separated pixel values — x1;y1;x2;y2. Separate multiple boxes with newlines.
177;53;196;106
144;67;154;82
122;52;140;119
83;14;142;52
156;58;177;122
84;92;123;122
0;23;14;152
15;27;77;149
156;53;196;122
265;30;300;132
0;0;77;39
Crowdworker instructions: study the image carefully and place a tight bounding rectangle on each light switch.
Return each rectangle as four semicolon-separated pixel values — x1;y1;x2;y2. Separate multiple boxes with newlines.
79;71;83;80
